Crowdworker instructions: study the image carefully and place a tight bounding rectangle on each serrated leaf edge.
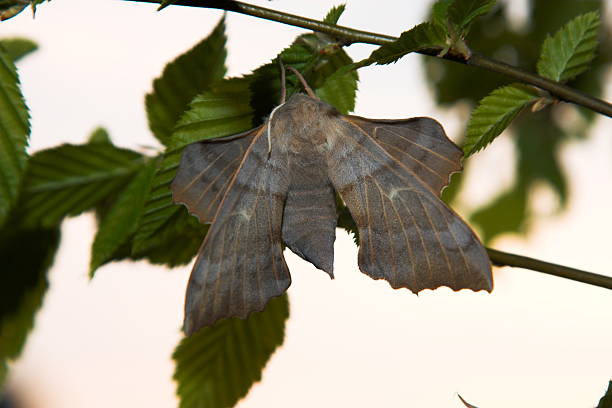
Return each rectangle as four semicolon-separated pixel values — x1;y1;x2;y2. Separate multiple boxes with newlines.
464;83;539;155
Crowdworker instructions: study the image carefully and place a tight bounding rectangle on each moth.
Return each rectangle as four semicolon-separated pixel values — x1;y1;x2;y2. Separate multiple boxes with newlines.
172;68;492;335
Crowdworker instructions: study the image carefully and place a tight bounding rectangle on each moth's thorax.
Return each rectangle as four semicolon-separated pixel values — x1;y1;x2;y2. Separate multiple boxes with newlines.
270;93;339;153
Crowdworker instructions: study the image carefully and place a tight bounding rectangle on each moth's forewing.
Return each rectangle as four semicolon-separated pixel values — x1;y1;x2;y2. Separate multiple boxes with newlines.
182;127;291;334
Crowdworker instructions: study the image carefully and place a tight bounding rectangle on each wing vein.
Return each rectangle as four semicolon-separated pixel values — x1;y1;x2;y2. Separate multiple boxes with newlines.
415;194;455;286
373;178;398;284
176;146;235;196
439;204;472;285
386;190;417;288
343;118;450;197
379;139;448;181
191;157;243;207
210;222;229;321
382;126;458;165
398;197;433;283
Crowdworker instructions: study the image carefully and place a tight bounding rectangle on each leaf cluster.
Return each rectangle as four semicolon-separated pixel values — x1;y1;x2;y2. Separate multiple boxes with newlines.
0;44;54;380
464;10;600;156
0;6;359;406
425;1;608;243
132;8;359;273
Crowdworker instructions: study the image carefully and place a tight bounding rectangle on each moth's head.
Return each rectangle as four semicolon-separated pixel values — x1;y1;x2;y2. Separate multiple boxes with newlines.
268;93;339;152
284;93;339;118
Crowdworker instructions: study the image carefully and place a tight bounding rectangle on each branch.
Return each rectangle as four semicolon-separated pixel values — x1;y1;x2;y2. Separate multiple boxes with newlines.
126;0;612;117
487;248;612;290
124;0;612;290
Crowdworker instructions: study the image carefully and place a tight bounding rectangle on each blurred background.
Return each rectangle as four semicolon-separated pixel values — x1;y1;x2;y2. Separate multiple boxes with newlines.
1;0;611;406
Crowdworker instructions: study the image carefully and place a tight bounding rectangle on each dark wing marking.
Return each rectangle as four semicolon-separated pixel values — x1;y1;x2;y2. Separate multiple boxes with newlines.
171;127;259;223
327;116;492;293
183;127;291;334
346;116;462;195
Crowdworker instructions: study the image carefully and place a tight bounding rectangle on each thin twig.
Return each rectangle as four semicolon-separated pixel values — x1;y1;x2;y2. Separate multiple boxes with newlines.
125;0;612;117
487;248;612;290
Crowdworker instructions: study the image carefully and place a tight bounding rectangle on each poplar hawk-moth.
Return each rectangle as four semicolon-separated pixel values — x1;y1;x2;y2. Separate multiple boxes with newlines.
172;74;492;335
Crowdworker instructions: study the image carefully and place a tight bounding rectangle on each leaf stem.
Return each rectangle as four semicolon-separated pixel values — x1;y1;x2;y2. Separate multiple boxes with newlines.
125;0;612;117
486;248;612;290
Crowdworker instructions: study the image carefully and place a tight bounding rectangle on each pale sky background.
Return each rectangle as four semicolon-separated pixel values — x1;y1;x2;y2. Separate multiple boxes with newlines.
2;0;612;407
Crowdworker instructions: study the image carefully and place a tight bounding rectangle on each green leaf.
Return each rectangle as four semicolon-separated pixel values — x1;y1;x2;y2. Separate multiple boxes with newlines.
315;50;358;114
448;0;496;35
146;17;227;146
174;79;254;147
19;142;143;227
131;207;208;267
90;158;158;276
470;185;527;243
337;198;359;245
87;126;112;145
0;0;46;20
0;38;37;62
173;294;289;408
0;0;27;21
537;11;600;83
248;42;315;121
441;171;464;204
323;4;346;24
365;22;447;65
0;226;60;379
516;119;567;206
597;380;612;408
93;203;207;268
431;0;453;31
463;83;538;155
133;79;253;253
0;46;29;227
470;117;568;243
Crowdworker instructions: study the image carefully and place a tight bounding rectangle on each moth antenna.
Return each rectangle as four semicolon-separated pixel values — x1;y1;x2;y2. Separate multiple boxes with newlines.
266;103;284;159
287;66;318;99
266;60;289;159
279;59;287;104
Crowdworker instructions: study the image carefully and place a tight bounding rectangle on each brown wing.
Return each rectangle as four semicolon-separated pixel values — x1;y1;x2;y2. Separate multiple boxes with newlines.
346;116;462;195
182;127;291;334
327;116;492;293
171;128;259;223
